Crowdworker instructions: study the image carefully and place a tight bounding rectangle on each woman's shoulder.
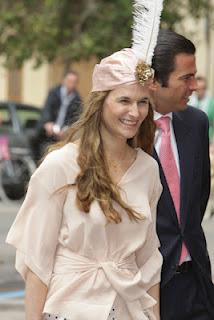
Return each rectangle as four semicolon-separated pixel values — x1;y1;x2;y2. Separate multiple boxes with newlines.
137;149;162;202
137;148;159;171
42;143;78;167
126;148;160;186
32;143;79;184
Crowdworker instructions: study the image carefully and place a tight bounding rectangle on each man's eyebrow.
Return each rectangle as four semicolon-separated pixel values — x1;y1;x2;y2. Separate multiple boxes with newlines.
179;72;196;79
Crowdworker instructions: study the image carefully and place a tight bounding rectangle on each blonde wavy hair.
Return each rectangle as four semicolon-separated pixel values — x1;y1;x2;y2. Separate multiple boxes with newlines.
48;91;155;223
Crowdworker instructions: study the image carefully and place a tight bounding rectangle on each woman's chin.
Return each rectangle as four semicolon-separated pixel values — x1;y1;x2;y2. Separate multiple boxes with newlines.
126;127;138;136
119;130;137;140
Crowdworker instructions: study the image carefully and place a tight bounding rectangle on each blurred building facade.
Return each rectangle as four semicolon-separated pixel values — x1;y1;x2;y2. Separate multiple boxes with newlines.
0;5;214;107
0;57;97;107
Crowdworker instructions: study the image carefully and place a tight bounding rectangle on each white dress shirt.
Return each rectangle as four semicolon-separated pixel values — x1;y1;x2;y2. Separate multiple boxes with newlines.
154;111;180;175
53;86;75;133
154;110;191;262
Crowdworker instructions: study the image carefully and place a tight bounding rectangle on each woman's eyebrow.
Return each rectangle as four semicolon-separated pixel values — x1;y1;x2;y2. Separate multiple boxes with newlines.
116;96;149;101
118;96;131;100
137;97;149;102
139;97;149;100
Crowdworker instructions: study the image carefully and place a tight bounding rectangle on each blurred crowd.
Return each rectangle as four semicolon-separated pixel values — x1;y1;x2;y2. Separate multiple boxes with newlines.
189;76;214;219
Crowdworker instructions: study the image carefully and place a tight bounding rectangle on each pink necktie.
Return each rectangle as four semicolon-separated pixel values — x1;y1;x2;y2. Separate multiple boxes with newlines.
155;116;188;264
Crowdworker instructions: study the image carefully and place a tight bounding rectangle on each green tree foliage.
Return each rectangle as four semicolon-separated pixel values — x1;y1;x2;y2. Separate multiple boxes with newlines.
0;0;211;69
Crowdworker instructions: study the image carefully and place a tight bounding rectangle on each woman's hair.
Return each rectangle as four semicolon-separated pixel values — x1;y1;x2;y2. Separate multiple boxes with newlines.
48;90;155;223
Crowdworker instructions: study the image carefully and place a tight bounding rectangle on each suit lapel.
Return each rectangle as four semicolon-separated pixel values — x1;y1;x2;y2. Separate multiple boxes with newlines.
173;112;195;230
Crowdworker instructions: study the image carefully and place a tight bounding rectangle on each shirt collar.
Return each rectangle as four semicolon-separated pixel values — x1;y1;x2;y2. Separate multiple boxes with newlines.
153;110;173;121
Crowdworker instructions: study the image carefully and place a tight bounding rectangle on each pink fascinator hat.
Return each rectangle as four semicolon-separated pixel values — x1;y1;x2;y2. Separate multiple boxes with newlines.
92;48;138;92
92;0;164;92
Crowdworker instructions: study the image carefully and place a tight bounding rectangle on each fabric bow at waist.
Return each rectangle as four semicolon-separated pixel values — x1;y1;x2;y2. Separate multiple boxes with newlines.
53;248;156;319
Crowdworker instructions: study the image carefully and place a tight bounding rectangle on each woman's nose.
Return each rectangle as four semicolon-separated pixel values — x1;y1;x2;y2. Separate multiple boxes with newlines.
129;103;139;118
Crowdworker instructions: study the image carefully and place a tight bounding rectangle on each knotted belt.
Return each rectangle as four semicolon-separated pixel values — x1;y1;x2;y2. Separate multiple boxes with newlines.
53;248;156;320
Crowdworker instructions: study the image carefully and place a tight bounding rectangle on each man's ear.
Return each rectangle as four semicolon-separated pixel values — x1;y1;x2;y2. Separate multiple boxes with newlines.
148;78;160;91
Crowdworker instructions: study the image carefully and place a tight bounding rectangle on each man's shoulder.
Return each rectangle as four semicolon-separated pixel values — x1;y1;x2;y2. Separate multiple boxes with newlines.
174;106;209;137
176;105;208;123
48;84;61;96
72;90;82;102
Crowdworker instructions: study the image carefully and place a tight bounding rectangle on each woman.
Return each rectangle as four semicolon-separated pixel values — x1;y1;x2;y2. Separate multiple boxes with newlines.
6;1;164;319
6;49;162;320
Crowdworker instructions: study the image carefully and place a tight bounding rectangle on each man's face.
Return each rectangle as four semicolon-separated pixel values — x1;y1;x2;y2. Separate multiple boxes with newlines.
64;74;78;93
151;53;197;114
196;79;206;100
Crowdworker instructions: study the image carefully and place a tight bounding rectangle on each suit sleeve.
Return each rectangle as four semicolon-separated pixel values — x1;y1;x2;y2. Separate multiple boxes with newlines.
40;88;58;126
201;115;211;220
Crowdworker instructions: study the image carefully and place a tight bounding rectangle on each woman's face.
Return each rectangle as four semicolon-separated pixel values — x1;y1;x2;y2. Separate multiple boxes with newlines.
101;83;150;141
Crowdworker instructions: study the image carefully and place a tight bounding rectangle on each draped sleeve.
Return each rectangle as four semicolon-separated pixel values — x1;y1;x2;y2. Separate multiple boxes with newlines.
135;162;163;291
6;151;69;286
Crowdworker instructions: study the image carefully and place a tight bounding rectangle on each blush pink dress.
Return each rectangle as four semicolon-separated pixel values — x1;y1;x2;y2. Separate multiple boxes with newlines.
6;143;163;320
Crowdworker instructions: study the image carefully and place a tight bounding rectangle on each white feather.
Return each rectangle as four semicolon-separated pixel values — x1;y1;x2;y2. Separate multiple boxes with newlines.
132;0;164;65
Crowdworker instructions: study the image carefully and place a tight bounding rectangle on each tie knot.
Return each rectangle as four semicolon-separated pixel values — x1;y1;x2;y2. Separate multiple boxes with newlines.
155;116;170;134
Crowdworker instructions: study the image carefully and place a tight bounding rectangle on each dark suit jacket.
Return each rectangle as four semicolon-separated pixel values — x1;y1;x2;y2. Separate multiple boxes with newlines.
154;106;214;313
38;85;82;130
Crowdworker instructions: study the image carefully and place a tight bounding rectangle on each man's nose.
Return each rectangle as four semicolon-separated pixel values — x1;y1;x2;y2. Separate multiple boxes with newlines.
189;77;198;91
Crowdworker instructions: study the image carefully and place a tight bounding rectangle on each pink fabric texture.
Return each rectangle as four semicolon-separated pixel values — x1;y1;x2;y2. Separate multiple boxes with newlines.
92;48;139;92
0;136;10;160
155;117;188;264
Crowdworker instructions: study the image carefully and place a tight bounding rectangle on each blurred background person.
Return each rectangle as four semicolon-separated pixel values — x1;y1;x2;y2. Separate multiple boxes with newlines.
34;70;82;161
189;76;214;219
189;76;214;143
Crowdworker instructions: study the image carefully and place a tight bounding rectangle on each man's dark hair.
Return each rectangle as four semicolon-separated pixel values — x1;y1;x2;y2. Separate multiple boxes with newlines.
152;29;196;87
64;69;78;78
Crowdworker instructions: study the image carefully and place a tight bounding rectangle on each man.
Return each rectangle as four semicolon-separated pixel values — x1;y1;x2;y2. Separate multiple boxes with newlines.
35;71;82;160
189;76;214;143
150;29;214;319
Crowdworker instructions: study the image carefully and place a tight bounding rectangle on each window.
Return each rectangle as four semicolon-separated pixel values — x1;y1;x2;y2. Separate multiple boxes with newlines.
0;105;12;131
16;106;41;130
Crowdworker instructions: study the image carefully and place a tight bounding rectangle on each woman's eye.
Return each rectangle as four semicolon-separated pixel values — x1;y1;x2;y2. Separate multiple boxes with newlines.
120;99;129;104
139;100;148;106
